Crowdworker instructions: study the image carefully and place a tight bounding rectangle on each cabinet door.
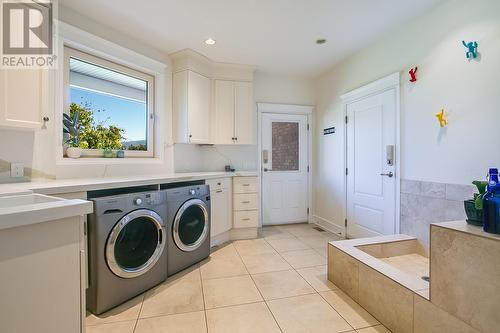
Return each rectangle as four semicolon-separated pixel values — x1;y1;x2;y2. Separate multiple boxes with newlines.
210;189;232;237
0;68;48;129
234;81;254;144
214;80;235;144
187;71;211;144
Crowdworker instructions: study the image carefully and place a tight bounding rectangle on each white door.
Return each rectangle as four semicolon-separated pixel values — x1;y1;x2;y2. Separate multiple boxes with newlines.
262;113;308;225
346;88;397;238
187;71;211;144
234;81;254;144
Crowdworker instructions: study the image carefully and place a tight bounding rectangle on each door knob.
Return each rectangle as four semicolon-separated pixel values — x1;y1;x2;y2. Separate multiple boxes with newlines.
380;172;394;178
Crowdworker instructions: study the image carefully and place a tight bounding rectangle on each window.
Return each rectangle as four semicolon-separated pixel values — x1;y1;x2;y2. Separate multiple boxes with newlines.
63;46;155;157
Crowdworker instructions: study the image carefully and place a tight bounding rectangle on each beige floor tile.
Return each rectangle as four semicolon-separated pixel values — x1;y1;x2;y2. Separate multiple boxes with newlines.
240;252;292;274
356;325;391;333
259;226;295;240
86;295;143;326
314;246;328;258
297;235;331;249
320;290;379;329
135;311;207;333
233;239;277;256
200;254;249;280
267;238;310;252
281;249;327;269
140;267;204;318
267;293;353;333
281;224;324;237
296;265;338;292
203;275;263;309
206;302;281;333
85;321;136;333
210;243;240;258
252;269;315;300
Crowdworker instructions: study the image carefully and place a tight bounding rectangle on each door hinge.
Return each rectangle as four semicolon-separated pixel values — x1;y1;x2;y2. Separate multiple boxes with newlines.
345;116;348;124
345;168;348;175
345;218;348;227
307;208;310;214
307;123;310;131
307;165;310;173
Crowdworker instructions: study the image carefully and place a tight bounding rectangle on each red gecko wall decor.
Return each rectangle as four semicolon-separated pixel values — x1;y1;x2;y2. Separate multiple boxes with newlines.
409;67;418;82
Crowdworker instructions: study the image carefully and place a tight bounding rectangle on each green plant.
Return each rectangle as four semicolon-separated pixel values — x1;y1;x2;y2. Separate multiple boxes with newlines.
472;180;488;210
63;111;80;147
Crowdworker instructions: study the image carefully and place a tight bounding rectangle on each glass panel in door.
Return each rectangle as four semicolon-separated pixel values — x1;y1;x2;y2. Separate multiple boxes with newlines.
272;122;299;171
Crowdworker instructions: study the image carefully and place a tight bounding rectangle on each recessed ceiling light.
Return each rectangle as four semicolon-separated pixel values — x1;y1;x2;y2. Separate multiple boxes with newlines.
316;38;327;45
205;38;216;45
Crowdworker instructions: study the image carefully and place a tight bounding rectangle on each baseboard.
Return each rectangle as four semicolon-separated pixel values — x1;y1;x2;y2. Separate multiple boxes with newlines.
312;215;345;238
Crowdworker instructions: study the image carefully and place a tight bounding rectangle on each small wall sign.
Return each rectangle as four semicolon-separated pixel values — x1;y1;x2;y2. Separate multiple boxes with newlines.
323;127;336;135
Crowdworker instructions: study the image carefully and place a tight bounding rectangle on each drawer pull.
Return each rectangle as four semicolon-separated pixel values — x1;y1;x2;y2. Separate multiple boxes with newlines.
216;190;223;193
242;201;250;204
242;184;250;187
242;218;251;221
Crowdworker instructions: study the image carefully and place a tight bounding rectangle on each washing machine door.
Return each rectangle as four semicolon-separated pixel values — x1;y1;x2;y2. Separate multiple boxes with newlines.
173;198;209;252
106;209;165;278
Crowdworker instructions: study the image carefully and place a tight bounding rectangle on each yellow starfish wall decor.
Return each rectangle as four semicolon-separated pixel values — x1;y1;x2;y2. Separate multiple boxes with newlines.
436;109;448;128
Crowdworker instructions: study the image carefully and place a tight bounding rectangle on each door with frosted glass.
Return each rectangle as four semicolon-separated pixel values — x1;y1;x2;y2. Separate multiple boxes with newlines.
262;113;308;225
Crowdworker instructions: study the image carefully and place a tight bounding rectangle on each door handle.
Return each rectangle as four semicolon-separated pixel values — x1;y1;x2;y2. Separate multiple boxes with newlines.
264;168;272;172
380;172;394;178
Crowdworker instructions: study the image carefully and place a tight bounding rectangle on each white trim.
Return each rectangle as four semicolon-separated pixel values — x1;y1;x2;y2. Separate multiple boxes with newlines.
257;102;313;115
312;215;345;238
257;105;313;227
342;72;401;236
341;72;400;103
54;21;167;166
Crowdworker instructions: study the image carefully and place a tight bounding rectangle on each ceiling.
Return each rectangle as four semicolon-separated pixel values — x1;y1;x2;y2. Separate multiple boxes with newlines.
59;0;445;78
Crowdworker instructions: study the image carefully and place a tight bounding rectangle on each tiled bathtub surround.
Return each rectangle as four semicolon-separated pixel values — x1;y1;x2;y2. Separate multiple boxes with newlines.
400;179;476;248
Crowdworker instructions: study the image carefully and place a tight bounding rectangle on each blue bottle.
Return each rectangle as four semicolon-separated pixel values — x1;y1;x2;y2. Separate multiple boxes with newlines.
483;168;500;234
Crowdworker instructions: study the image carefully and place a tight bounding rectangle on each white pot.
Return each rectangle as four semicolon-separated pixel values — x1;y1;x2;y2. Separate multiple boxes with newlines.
66;147;82;159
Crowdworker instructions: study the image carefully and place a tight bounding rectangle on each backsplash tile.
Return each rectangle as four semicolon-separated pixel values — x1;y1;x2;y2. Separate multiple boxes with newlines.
400;179;473;249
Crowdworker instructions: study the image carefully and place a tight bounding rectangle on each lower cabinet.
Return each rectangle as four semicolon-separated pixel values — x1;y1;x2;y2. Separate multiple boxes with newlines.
207;178;232;238
233;176;259;228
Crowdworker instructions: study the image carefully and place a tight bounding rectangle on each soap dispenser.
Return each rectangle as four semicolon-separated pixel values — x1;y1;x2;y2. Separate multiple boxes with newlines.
483;168;500;234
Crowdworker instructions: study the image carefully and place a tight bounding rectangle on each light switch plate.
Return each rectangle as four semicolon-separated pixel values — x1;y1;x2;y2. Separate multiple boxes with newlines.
10;163;24;178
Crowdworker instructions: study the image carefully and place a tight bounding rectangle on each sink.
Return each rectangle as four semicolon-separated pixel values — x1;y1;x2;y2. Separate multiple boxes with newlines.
0;194;64;209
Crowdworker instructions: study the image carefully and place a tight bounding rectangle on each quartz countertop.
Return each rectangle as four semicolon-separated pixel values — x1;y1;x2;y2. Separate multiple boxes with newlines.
0;171;259;196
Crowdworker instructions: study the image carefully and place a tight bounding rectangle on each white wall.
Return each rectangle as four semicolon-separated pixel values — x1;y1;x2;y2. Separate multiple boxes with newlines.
314;0;500;229
174;71;315;172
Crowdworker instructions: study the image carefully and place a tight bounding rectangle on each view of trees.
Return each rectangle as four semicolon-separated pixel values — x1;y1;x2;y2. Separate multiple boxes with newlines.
68;102;146;151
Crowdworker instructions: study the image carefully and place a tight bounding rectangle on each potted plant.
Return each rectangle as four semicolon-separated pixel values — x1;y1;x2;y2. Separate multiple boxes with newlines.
464;180;487;225
63;111;83;159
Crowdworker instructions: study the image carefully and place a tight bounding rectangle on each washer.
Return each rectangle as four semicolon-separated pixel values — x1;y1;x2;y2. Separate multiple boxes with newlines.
165;184;210;275
87;191;167;314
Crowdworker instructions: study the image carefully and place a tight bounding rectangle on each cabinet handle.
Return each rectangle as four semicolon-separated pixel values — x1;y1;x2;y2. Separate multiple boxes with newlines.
217;182;221;185
216;190;223;193
242;184;250;187
242;201;250;204
189;134;192;138
242;218;251;221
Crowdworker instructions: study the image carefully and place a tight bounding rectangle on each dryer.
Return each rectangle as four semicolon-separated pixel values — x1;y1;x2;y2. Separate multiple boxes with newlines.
87;191;167;314
164;184;210;275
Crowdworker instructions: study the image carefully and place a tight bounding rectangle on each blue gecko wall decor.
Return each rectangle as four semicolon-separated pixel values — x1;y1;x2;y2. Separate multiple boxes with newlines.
462;41;478;59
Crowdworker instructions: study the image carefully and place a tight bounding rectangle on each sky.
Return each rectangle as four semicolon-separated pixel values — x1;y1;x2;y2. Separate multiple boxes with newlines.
70;86;147;142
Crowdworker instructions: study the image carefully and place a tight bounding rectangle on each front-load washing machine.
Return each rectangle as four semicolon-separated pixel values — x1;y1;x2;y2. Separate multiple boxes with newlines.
165;184;210;276
87;191;167;314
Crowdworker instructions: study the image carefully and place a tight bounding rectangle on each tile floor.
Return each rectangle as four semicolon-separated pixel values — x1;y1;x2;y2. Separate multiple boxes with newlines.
86;223;391;333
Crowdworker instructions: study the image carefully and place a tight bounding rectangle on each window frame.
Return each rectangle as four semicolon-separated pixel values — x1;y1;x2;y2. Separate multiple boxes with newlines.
63;46;155;158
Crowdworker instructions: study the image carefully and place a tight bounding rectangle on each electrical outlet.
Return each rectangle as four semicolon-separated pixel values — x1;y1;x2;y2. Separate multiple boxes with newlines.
10;163;24;178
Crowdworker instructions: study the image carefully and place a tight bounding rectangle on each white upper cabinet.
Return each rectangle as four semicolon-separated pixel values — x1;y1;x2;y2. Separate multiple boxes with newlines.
214;80;254;145
0;68;49;130
173;70;211;144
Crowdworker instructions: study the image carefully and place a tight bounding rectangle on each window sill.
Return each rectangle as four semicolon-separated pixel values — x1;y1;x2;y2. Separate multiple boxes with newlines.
57;157;164;165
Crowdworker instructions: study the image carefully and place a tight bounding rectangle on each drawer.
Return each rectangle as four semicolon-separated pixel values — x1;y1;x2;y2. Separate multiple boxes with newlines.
233;176;258;194
207;177;231;192
233;193;258;211
233;210;259;228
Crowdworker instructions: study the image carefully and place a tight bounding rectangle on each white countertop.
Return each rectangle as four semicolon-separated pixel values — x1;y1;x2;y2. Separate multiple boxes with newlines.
0;193;93;231
0;171;259;196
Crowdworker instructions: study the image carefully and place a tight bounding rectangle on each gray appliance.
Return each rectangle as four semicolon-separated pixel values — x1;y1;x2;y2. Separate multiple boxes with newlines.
87;191;167;314
165;184;210;275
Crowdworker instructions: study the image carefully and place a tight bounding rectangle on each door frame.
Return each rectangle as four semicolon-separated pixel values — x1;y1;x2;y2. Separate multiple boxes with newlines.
257;103;314;227
340;72;401;237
